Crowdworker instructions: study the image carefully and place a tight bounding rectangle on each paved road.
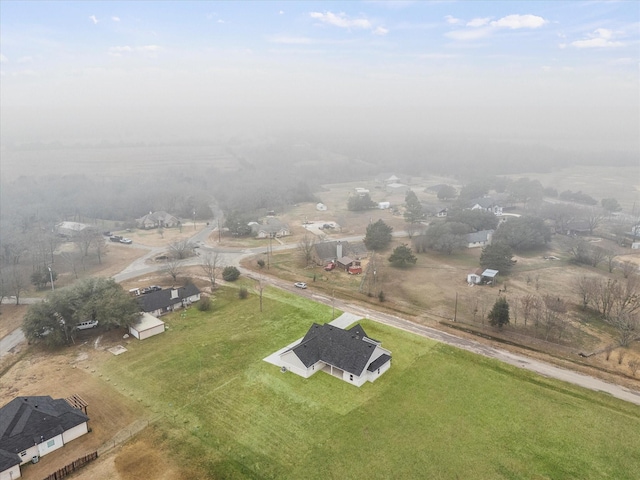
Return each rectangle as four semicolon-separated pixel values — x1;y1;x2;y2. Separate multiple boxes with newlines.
3;227;640;406
0;328;25;359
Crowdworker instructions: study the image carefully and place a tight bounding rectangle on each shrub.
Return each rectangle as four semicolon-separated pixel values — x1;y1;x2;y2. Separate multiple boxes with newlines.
222;266;240;282
197;295;211;311
378;291;386;302
257;259;265;268
238;287;249;299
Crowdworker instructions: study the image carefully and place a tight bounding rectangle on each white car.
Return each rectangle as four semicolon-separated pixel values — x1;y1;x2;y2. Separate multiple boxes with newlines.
119;238;133;244
294;282;307;289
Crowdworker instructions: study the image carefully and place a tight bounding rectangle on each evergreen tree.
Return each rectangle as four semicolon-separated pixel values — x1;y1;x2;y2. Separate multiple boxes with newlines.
488;297;510;329
364;220;393;251
388;244;417;267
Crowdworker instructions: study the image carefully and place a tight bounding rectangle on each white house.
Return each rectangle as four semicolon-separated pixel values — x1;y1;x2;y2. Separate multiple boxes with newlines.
250;218;290;239
470;198;503;216
467;230;494;248
137;285;201;317
279;323;392;387
129;313;165;340
378;202;391;210
0;396;90;478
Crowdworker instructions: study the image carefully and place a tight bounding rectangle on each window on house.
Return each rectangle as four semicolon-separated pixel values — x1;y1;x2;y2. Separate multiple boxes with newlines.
378;368;380;374
47;439;55;448
20;451;27;457
349;374;353;381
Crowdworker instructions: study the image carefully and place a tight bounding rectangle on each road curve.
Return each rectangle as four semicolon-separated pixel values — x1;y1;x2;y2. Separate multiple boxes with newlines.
3;228;639;406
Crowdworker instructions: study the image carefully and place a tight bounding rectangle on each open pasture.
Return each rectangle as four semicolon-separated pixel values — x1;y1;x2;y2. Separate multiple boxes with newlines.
99;286;640;479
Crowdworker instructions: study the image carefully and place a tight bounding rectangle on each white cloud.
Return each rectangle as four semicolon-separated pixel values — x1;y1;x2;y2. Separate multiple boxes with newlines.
108;45;160;57
490;14;547;29
541;65;551;71
310;11;372;30
445;15;461;25
138;45;160;52
18;56;33;63
466;17;491;28
374;26;389;36
0;53;7;63
217;19;225;24
571;28;624;48
279;10;284;15
112;16;120;22
89;15;98;25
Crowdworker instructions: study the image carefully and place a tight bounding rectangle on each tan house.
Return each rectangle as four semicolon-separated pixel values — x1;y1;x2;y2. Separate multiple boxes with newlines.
129;313;165;340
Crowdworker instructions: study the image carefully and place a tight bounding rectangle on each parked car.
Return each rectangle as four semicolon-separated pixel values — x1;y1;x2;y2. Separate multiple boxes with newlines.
76;320;99;330
322;224;334;229
109;235;122;242
294;282;307;289
119;238;133;244
324;262;336;271
141;285;162;294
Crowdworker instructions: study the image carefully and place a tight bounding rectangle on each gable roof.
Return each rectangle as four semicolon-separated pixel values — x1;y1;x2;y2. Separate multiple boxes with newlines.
137;284;200;313
467;229;494;243
289;323;384;377
136;211;179;227
0;396;89;457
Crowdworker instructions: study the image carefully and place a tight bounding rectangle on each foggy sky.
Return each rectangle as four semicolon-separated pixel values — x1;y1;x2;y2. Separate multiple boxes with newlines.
1;1;638;152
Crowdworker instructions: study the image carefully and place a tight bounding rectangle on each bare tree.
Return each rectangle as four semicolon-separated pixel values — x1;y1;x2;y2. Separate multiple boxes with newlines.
620;260;637;279
297;233;317;267
74;228;99;257
200;250;224;290
520;294;540;327
629;359;640;376
611;275;640;319
611;313;639;347
584;207;604;235
93;234;107;264
589;245;606;268
573;275;596;310
540;295;568;341
9;266;27;305
61;250;81;279
169;239;194;260
163;257;183;282
603;249;617;273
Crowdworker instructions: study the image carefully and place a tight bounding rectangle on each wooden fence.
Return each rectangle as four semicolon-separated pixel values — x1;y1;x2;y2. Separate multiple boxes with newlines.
41;451;98;480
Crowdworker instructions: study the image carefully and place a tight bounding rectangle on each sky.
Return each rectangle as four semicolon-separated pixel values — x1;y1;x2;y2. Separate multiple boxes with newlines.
1;1;638;151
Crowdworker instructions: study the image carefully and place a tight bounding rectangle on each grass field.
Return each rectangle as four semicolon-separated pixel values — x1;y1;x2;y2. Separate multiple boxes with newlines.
100;286;640;479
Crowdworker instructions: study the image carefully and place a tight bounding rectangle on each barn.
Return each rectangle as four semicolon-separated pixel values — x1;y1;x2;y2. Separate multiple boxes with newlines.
129;313;165;340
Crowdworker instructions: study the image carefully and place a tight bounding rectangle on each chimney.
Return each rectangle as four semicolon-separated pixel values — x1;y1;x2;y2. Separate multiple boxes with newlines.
171;288;179;300
336;241;343;259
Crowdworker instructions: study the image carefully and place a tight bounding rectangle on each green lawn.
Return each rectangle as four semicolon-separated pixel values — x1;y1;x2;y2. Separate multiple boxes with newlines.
102;287;640;479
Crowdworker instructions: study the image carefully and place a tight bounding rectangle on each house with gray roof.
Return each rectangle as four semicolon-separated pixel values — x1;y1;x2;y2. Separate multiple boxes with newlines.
279;323;392;387
470;197;503;216
312;240;367;266
136;211;180;229
250;218;290;239
137;285;200;317
466;229;494;248
0;396;90;478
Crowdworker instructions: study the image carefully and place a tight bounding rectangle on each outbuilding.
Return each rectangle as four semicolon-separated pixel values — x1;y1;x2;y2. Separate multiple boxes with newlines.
129;313;165;340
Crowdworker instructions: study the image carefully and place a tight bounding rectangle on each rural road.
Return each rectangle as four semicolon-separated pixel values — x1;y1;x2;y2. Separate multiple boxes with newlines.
0;328;26;359
3;227;640;407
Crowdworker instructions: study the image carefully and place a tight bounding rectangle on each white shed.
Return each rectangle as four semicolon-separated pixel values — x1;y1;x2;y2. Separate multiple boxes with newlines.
129;313;165;340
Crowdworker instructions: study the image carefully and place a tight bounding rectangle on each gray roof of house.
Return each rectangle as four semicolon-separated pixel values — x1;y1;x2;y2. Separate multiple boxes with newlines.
0;448;20;471
0;396;89;458
289;323;389;377
471;197;501;208
137;284;200;313
467;230;494;243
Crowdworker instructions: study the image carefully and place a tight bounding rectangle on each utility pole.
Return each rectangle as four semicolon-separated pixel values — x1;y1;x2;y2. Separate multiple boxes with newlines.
48;266;55;291
193;210;196;230
454;292;458;322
